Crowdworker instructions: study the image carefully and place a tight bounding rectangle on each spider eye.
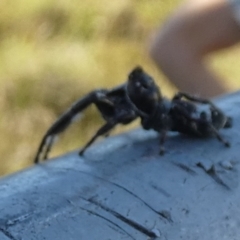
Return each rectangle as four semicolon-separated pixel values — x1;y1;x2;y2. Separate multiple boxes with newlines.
135;81;141;87
135;81;148;90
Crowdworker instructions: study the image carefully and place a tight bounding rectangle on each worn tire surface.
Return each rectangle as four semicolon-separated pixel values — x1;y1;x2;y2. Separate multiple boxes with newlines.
0;92;240;240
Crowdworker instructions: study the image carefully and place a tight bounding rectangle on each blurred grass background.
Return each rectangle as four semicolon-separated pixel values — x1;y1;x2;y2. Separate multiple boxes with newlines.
1;0;240;176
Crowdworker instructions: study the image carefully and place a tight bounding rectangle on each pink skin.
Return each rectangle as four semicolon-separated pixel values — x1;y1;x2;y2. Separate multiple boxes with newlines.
149;0;240;98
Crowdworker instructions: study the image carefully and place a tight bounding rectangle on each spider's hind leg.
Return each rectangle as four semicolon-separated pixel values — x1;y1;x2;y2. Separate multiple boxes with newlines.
173;92;212;104
208;124;230;147
200;110;230;147
224;116;233;128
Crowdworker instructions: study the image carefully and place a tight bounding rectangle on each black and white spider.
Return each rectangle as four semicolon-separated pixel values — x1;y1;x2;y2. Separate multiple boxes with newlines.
34;66;232;163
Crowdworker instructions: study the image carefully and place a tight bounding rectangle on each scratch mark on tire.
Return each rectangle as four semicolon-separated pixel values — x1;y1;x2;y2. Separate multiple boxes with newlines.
158;211;173;223
172;162;197;175
79;207;136;240
149;183;171;198
0;213;33;240
196;163;231;190
80;196;158;239
62;168;169;221
0;227;17;240
6;213;32;227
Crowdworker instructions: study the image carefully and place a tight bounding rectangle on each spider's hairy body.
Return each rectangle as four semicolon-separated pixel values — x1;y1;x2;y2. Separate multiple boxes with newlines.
34;66;231;163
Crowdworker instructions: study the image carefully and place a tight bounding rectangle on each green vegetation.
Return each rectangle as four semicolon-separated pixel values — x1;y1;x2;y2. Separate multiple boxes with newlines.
0;0;240;176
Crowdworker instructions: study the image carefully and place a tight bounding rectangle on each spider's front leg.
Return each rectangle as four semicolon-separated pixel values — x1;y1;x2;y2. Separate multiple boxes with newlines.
79;121;117;156
34;89;109;163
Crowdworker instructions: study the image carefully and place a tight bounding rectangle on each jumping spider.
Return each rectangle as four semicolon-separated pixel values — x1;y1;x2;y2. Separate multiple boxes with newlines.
34;66;232;163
